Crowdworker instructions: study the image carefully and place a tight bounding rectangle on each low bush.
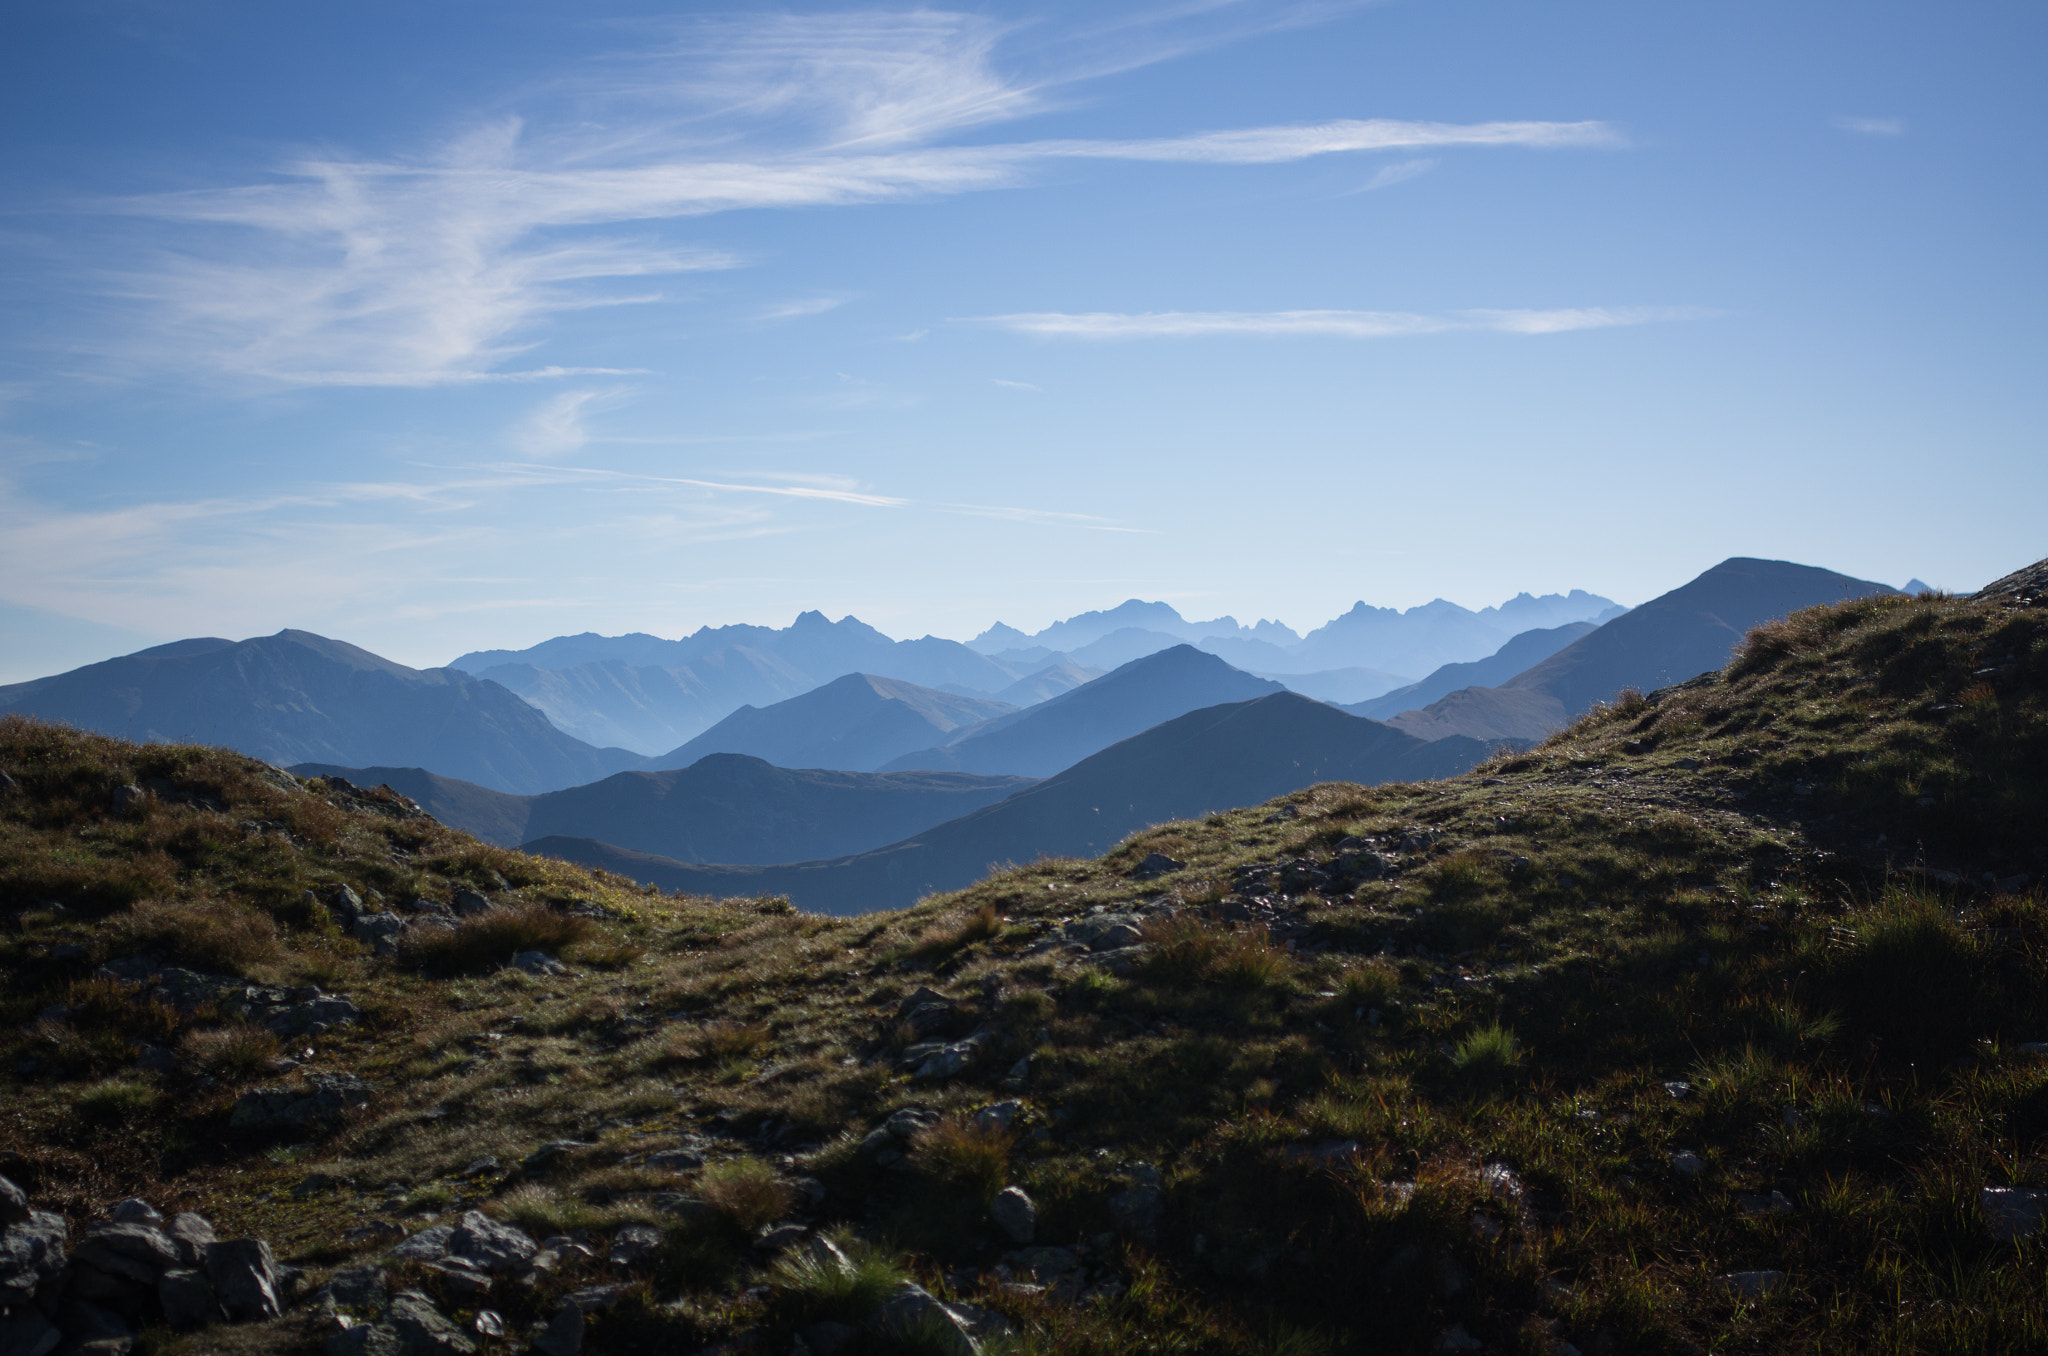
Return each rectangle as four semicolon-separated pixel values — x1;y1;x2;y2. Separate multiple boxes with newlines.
113;897;279;974
1139;916;1294;993
402;904;595;976
698;1157;796;1233
908;1112;1015;1203
1450;1024;1520;1081
75;1077;162;1127
182;1023;282;1080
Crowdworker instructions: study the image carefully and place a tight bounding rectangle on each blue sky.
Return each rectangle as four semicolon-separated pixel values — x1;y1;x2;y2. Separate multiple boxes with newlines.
2;0;2042;679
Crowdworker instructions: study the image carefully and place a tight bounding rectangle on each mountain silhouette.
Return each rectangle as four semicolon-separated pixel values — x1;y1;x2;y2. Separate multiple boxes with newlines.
654;674;1016;773
1347;622;1597;720
290;754;1034;863
528;691;1497;914
879;645;1285;777
0;630;641;794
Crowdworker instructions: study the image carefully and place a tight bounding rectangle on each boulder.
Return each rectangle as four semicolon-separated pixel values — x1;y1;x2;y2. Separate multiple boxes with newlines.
1129;853;1184;881
269;996;363;1037
446;1211;535;1274
910;1043;978;1081
425;1259;491;1300
312;1265;388;1315
1983;1186;2048;1241
1669;1151;1706;1177
75;1222;181;1281
0;1211;69;1306
205;1238;283;1321
606;1224;663;1268
974;1101;1022;1133
387;1223;457;1265
229;1074;374;1131
353;914;407;948
332;886;366;929
0;1176;27;1227
513;952;567;976
386;1289;477;1354
532;1300;584;1356
1109;1165;1164;1242
873;1282;977;1356
450;890;494;918
157;1268;219;1328
325;1324;407;1356
0;1310;60;1356
990;1187;1036;1245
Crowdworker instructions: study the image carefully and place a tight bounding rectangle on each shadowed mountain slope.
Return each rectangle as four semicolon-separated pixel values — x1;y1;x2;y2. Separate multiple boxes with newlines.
0;630;642;794
991;661;1102;707
532;692;1494;913
1348;622;1598;720
474;649;811;755
878;645;1284;778
292;755;1035;863
656;675;1015;773
1381;558;1902;742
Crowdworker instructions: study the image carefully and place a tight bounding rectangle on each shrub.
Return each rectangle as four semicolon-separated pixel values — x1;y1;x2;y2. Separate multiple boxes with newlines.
1831;891;1986;1056
1451;1024;1521;1080
401;905;594;976
496;1184;604;1235
767;1236;907;1325
64;975;181;1046
75;1078;162;1126
182;1024;282;1080
115;897;279;974
908;1113;1015;1203
1335;961;1400;1011
698;1157;796;1233
912;903;1003;959
1139;916;1294;992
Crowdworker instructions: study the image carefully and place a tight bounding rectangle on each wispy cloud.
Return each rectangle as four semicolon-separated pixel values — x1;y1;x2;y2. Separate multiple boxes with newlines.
1831;114;1905;137
69;11;1619;390
758;296;848;322
1351;157;1437;193
510;388;622;458
992;378;1043;392
967;306;1714;339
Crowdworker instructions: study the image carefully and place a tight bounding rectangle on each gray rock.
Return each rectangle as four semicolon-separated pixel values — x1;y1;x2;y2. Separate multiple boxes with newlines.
1481;1162;1525;1203
990;1187;1036;1244
1983;1186;2048;1241
911;1043;978;1081
332;886;366;928
1129;853;1184;881
642;1147;704;1172
472;1311;504;1339
799;1235;853;1273
532;1300;584;1356
76;1222;181;1280
874;1282;977;1356
512;951;566;976
607;1224;663;1267
206;1237;283;1321
0;1211;69;1305
974;1101;1022;1133
269;996;364;1037
450;890;494;918
107;1200;161;1227
1718;1270;1786;1299
565;1285;626;1313
460;1157;499;1179
353;914;407;947
112;783;150;817
157;1268;219;1327
1737;1191;1794;1216
425;1259;491;1300
1109;1165;1163;1242
520;1141;589;1174
324;1321;407;1356
312;1264;388;1315
884;1107;941;1140
0;1177;27;1226
0;1310;60;1356
1669;1151;1706;1177
387;1290;477;1354
150;1213;207;1270
447;1211;535;1274
755;1223;806;1253
229;1073;374;1130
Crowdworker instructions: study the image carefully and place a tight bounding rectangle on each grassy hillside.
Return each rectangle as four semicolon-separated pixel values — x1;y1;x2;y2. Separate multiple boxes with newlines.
2;581;2045;1355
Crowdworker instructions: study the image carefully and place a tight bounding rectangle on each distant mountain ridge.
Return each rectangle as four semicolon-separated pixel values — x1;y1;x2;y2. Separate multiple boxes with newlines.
0;630;642;795
655;674;1016;773
530;691;1500;914
290;755;1035;864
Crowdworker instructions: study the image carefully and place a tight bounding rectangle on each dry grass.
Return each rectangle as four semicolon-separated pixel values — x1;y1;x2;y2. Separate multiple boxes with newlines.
401;904;595;975
907;1112;1015;1203
111;897;280;974
697;1157;796;1233
181;1024;282;1080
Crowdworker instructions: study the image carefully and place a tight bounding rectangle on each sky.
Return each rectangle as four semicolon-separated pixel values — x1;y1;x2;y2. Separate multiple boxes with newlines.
1;0;2043;679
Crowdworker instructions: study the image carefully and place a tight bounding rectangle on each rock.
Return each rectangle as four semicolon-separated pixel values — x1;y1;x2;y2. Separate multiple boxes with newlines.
1737;1191;1794;1217
427;1258;492;1300
0;1310;60;1356
1669;1151;1706;1177
911;1043;978;1080
884;1107;941;1140
990;1186;1036;1244
874;1282;977;1356
107;1200;162;1227
75;1222;181;1282
1983;1186;2048;1241
607;1224;663;1267
1661;1081;1691;1099
331;886;366;928
802;1320;859;1356
565;1285;627;1313
324;1321;407;1356
1481;1163;1525;1204
799;1235;853;1273
353;914;407;947
206;1237;283;1321
386;1289;477;1354
387;1223;456;1265
459;1157;499;1179
1433;1325;1484;1353
520;1141;589;1174
313;1265;388;1315
157;1268;219;1327
447;1211;535;1273
450;890;494;918
1717;1270;1786;1299
53;1299;135;1352
755;1223;807;1253
643;1147;704;1172
975;1101;1022;1133
512;951;566;976
532;1300;584;1356
473;1311;504;1339
269;996;364;1037
0;1211;70;1306
1129;853;1184;881
1109;1165;1163;1242
229;1074;374;1131
0;1177;27;1226
111;784;150;817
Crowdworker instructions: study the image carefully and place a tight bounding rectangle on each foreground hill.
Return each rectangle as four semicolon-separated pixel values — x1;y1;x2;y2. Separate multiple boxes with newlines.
881;645;1285;777
0;630;642;794
2;568;2044;1356
657;675;1016;774
536;692;1495;913
1387;557;1900;741
290;755;1036;864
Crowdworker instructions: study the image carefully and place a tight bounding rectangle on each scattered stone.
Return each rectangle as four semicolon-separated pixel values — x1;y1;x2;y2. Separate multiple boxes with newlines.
520;1141;589;1174
473;1311;504;1339
874;1282;977;1356
157;1268;219;1327
990;1187;1037;1244
566;1285;626;1313
0;1176;28;1226
387;1224;457;1265
269;996;363;1037
607;1224;663;1267
1669;1152;1706;1177
975;1101;1022;1133
532;1300;584;1356
312;1265;388;1315
1;1210;70;1306
799;1235;853;1273
427;1259;492;1300
1109;1165;1163;1243
1736;1191;1794;1217
1481;1163;1526;1203
385;1289;477;1354
910;1042;978;1080
450;890;494;917
447;1212;535;1274
884;1107;941;1140
76;1222;180;1281
111;784;150;817
229;1074;373;1131
459;1157;499;1179
353;914;407;948
642;1147;704;1172
107;1200;161;1227
755;1224;807;1253
1129;853;1184;881
1717;1270;1786;1300
513;951;567;976
206;1238;283;1322
1983;1186;2048;1241
1662;1081;1691;1099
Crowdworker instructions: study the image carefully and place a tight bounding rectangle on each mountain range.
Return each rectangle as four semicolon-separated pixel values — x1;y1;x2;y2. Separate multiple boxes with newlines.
529;691;1498;914
288;755;1035;864
657;674;1017;773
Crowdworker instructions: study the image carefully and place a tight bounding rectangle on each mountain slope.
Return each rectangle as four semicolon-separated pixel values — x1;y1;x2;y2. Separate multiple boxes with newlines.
474;649;813;755
656;675;1015;773
536;692;1494;913
0;630;642;794
879;645;1284;777
1347;621;1598;720
291;755;1035;863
